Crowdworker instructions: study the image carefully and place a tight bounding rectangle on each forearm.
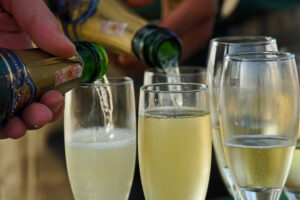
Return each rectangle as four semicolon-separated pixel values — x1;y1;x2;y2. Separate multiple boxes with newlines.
180;19;215;60
159;0;218;60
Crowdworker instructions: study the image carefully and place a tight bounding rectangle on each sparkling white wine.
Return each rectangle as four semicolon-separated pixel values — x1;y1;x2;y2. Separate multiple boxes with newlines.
65;128;136;200
224;135;295;191
138;108;212;200
212;127;235;196
285;123;300;194
94;75;114;132
162;59;184;106
285;144;300;191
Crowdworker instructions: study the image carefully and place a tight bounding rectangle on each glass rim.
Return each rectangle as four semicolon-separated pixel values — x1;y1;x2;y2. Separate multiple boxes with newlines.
211;35;276;46
141;83;208;93
81;76;133;87
225;51;295;62
144;66;206;77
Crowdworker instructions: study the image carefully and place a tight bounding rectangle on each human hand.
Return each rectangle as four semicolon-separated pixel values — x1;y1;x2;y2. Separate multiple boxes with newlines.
159;0;218;60
0;0;76;138
1;91;65;139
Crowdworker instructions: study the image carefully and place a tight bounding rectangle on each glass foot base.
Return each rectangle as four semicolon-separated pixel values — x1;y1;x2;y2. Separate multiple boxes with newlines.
238;187;282;200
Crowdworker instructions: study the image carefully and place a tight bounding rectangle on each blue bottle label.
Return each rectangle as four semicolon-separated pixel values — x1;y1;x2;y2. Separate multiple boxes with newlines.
58;0;98;23
0;49;36;127
58;0;99;40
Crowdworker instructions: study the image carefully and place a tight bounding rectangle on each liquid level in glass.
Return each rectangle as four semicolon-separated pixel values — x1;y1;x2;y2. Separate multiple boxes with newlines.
65;128;136;200
212;127;235;196
138;108;212;200
224;135;295;190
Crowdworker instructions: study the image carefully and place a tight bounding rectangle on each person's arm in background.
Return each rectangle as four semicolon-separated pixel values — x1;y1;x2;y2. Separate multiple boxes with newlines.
159;0;218;60
113;0;218;75
0;0;76;139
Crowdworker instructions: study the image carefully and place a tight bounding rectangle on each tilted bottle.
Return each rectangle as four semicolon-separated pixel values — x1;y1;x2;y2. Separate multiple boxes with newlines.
48;0;182;68
0;41;108;126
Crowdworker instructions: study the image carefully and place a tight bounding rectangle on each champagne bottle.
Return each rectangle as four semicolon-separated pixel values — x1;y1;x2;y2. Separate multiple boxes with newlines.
0;41;108;126
48;0;182;68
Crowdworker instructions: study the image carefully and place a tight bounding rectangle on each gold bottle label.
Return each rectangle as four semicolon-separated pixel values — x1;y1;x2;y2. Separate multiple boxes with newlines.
56;0;147;55
100;19;128;36
55;63;82;86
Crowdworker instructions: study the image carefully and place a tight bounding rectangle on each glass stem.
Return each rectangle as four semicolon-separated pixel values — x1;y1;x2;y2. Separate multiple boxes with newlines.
238;188;282;200
234;187;242;200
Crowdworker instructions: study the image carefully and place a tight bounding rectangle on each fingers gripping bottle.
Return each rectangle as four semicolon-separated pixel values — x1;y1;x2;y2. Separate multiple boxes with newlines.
0;41;108;126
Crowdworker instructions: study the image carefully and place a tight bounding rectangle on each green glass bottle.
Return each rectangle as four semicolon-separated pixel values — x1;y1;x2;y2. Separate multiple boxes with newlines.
48;0;181;68
0;41;108;126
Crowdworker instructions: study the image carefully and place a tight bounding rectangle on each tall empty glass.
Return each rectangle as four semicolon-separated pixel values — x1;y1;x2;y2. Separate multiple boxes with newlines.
64;77;136;200
206;36;278;199
138;83;211;200
219;52;299;200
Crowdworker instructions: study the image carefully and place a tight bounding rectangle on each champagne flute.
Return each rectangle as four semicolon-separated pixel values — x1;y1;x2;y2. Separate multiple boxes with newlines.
64;77;136;200
219;52;299;200
206;36;278;199
138;83;211;200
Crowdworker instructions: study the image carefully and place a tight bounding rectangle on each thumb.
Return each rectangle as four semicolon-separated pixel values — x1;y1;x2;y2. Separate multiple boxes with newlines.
9;0;76;58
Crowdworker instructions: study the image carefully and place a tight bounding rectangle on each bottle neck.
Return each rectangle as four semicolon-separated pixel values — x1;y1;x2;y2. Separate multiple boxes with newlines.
132;25;182;68
74;42;108;83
